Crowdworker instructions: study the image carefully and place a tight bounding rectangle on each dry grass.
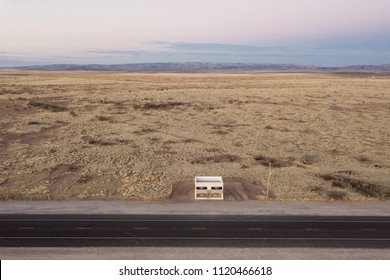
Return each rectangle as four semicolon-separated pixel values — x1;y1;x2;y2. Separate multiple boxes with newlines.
0;71;389;201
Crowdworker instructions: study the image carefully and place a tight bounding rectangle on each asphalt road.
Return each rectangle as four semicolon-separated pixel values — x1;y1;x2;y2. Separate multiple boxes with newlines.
1;214;389;248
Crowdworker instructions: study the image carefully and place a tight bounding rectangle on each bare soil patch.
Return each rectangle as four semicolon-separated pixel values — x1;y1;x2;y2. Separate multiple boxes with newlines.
320;173;390;199
133;101;185;110
28;101;68;112
191;154;241;164
1;124;63;147
171;178;275;201
254;155;295;168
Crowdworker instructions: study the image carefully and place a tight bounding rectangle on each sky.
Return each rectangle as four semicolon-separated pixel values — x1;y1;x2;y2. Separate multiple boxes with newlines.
1;0;390;67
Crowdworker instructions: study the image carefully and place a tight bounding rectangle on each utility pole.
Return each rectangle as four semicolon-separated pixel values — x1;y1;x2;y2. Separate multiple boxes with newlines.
267;162;272;199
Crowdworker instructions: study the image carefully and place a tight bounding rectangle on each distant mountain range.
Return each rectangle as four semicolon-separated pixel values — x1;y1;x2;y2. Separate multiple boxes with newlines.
3;62;390;72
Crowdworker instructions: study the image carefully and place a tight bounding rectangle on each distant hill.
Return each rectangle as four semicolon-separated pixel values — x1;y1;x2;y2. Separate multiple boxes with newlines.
2;62;390;72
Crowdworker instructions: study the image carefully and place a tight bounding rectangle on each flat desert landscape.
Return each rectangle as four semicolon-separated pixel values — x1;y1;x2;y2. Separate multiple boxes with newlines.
0;71;389;201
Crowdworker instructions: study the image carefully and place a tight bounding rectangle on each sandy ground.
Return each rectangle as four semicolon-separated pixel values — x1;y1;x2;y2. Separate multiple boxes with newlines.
0;71;389;201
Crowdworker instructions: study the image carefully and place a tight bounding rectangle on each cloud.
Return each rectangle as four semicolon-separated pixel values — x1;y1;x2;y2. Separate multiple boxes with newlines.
1;39;389;67
0;51;32;55
85;49;146;56
78;43;305;65
149;41;297;55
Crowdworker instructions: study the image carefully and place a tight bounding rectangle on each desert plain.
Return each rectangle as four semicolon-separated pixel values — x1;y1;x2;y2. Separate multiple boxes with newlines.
0;71;389;201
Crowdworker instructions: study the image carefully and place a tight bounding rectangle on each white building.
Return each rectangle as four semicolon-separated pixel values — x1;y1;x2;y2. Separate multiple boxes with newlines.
194;176;224;200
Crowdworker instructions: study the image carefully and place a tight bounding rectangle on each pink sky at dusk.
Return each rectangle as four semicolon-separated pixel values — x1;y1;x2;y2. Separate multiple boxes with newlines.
1;0;389;66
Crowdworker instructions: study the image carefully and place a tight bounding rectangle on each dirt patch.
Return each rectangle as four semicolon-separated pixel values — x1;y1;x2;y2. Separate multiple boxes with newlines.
134;128;158;135
88;139;115;146
0;99;38;117
254;155;295;168
320;173;390;199
28;101;68;112
309;185;347;200
211;130;230;135
49;163;79;177
326;190;347;200
355;155;371;163
133;101;185;110
0;178;11;188
1;124;63;147
82;136;135;146
0;86;33;95
2;131;48;146
95;115;113;122
170;178;275;201
48;163;81;189
191;154;241;164
301;154;320;165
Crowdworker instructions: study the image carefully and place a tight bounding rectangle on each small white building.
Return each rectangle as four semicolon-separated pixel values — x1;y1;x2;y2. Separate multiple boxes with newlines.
194;176;224;200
